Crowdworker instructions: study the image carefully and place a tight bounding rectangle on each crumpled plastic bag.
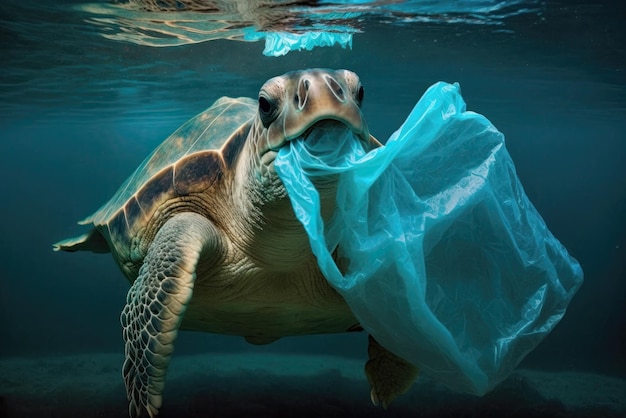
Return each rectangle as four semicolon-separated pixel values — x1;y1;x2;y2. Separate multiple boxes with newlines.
262;31;352;57
243;29;353;56
274;82;584;395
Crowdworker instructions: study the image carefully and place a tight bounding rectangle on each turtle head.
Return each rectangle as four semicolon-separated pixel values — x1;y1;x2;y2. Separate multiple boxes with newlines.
237;69;371;267
253;68;371;169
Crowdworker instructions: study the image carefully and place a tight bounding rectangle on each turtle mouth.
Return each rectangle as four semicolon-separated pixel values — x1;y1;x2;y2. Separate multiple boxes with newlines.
261;119;368;169
297;119;367;142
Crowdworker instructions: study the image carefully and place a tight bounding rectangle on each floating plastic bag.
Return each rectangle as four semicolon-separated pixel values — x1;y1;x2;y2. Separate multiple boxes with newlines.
275;82;583;395
248;30;353;57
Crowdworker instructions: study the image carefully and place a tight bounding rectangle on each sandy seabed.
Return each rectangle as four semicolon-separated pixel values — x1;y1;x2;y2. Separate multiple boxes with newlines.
1;352;624;418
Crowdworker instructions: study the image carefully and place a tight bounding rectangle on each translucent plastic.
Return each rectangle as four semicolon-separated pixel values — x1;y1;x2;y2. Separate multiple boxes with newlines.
255;31;353;57
275;82;583;395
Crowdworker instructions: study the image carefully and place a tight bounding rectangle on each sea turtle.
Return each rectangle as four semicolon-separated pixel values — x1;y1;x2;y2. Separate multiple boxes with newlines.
54;69;418;417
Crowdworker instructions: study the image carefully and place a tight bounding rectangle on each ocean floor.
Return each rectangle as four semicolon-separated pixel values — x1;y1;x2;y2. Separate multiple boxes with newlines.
1;352;624;418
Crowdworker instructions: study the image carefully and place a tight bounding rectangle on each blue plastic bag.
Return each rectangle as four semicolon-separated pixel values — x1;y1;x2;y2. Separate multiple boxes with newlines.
263;31;352;56
275;82;583;395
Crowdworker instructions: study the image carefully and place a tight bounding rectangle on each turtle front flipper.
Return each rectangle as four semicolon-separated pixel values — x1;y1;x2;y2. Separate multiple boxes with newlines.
365;335;419;409
121;212;221;418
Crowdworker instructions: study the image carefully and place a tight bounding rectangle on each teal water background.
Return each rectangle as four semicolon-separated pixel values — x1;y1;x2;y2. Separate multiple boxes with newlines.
0;0;624;386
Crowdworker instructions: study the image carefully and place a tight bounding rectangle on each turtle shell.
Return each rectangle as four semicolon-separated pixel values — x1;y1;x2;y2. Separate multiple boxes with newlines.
81;96;257;254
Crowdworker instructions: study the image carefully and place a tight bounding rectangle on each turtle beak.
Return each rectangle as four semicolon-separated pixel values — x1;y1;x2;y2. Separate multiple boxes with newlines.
297;117;370;148
355;124;372;149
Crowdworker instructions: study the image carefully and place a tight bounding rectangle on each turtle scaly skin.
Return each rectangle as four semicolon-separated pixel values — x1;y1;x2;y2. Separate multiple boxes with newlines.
54;69;418;417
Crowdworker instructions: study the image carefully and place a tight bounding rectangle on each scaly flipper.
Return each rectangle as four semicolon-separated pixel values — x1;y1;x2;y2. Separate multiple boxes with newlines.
121;212;220;418
365;335;419;409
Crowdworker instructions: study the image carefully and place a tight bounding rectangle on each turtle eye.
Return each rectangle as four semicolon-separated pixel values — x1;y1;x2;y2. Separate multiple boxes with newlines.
357;84;364;105
340;70;364;106
259;96;271;114
258;94;278;128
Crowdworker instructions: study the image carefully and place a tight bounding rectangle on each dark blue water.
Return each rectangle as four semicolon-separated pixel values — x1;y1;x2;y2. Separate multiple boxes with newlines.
0;0;624;417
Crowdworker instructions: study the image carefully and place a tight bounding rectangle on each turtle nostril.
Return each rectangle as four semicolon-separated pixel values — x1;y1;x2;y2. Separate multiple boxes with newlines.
324;75;345;101
297;78;309;109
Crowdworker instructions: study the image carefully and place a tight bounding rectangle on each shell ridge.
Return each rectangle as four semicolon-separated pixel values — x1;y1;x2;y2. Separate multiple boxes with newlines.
183;100;238;157
79;97;257;228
